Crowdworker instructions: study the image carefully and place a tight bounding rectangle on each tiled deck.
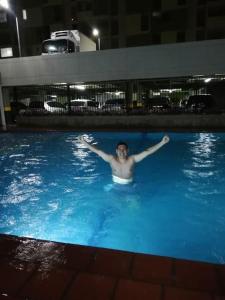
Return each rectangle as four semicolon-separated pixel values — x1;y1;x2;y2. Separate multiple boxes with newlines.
0;234;225;300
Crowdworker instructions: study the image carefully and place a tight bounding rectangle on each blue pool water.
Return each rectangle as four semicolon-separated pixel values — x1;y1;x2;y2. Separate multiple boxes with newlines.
0;132;225;264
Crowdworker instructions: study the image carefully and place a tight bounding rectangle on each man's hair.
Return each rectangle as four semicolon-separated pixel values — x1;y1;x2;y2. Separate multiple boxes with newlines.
116;141;128;149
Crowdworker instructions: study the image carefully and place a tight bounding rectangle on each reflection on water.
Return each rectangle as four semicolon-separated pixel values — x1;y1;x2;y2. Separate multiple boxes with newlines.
183;133;222;199
72;134;99;184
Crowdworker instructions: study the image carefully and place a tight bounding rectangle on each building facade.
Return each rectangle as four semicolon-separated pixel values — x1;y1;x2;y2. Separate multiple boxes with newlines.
0;0;225;58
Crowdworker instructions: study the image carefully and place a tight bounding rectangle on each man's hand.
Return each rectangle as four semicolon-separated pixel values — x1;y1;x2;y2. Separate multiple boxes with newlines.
162;135;170;144
77;135;86;144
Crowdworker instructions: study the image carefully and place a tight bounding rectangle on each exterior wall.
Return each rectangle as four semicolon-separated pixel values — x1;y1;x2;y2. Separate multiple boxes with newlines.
17;114;225;130
0;39;225;87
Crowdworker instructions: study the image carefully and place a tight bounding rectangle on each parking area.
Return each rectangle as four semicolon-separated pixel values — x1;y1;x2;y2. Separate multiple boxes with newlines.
3;75;225;123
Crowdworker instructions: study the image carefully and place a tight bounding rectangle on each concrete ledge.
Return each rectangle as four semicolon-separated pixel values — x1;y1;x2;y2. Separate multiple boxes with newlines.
16;114;225;130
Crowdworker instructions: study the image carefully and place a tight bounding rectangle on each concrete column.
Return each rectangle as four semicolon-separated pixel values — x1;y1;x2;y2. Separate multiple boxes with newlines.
125;81;134;112
0;85;7;131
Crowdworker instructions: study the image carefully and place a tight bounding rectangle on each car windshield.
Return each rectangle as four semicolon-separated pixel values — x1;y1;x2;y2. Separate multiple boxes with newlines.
47;101;64;108
42;39;75;54
71;101;85;107
87;101;97;107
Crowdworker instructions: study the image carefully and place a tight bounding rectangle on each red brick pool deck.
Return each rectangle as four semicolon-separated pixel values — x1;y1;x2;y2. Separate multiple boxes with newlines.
0;234;225;300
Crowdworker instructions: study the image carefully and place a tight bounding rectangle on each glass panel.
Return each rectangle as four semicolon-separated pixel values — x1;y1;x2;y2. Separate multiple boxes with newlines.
42;39;75;54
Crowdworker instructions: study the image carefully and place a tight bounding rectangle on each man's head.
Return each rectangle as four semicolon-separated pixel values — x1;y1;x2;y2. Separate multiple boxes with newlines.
116;141;128;159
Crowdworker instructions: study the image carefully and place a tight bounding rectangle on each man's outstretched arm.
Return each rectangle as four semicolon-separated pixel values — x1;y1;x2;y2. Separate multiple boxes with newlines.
78;136;113;162
132;135;170;163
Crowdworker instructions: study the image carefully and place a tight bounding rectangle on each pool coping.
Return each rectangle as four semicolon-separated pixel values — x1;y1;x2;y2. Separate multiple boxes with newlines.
2;124;225;133
0;233;224;300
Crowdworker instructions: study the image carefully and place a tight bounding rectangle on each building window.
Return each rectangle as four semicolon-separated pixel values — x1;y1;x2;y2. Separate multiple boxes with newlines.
1;47;13;58
77;1;92;11
208;5;225;17
177;31;185;42
153;0;161;10
0;11;7;23
43;5;62;24
152;33;161;44
93;0;108;15
141;15;149;31
111;38;118;48
177;0;186;5
197;10;206;27
110;0;118;15
198;0;207;5
196;30;205;40
111;20;118;35
162;11;171;22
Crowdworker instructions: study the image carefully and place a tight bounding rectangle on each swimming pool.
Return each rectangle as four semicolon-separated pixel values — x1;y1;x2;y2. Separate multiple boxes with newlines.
0;132;225;264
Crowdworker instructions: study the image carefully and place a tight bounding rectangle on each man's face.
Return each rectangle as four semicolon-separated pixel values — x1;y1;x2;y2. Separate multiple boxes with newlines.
116;144;128;159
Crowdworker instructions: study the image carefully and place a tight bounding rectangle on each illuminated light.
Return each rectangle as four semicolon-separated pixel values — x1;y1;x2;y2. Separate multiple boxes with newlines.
75;85;86;90
22;9;27;20
204;78;212;83
92;28;99;37
1;47;13;57
160;88;182;93
48;45;57;51
0;0;9;9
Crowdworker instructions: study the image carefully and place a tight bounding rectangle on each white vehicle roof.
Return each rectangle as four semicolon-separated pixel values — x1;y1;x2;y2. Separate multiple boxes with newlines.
51;30;80;42
71;99;93;102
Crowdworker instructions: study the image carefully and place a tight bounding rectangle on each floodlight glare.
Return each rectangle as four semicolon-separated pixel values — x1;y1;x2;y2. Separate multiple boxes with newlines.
0;0;9;9
92;28;99;37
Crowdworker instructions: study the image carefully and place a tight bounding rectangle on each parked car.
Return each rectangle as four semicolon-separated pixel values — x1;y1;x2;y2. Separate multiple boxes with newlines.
44;101;67;114
10;101;27;114
102;98;126;112
185;94;214;112
24;101;48;115
68;99;99;112
144;96;171;111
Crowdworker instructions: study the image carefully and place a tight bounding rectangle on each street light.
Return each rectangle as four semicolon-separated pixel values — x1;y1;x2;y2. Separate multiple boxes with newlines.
0;0;22;57
92;28;100;50
0;0;9;9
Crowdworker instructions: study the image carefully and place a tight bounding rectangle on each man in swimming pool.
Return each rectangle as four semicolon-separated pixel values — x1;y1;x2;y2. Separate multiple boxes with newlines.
78;135;170;184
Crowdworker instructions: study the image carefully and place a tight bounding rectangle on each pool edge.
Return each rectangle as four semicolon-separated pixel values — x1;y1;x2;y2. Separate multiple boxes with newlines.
0;233;224;299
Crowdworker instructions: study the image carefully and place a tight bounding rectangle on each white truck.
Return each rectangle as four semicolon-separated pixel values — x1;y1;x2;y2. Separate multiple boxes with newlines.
41;30;96;55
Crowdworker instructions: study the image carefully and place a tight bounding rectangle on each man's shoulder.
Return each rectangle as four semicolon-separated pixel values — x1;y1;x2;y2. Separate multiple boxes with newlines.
128;155;135;162
107;154;114;161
